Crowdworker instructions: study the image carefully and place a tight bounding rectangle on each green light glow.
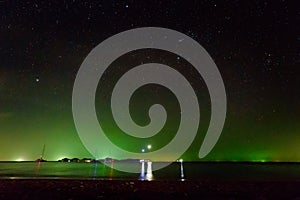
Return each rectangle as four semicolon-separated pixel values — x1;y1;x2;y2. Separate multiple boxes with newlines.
0;29;299;162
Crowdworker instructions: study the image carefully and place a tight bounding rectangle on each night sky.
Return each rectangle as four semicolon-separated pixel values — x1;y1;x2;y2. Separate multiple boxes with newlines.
0;0;299;162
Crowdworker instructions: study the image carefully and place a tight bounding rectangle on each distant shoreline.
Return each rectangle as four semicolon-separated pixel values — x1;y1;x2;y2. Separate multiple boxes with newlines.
1;160;300;164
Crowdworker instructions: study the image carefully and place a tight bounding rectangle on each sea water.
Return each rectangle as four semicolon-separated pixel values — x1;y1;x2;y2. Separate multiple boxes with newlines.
0;162;300;181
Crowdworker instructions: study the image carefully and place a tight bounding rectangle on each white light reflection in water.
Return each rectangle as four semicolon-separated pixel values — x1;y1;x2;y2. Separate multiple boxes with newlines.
140;160;153;180
140;159;145;180
178;159;185;180
146;161;153;181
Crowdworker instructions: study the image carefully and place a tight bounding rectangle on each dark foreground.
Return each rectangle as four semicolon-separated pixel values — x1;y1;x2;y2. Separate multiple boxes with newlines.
1;179;300;199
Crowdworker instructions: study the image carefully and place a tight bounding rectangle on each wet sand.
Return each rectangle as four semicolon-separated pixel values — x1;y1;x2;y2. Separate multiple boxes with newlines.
0;179;300;199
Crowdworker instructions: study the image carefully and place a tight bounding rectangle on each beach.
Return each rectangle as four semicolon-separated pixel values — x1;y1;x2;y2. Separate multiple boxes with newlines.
1;179;300;199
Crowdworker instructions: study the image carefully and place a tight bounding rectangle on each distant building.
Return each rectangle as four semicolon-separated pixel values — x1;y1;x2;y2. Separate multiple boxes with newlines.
70;158;80;162
58;158;70;162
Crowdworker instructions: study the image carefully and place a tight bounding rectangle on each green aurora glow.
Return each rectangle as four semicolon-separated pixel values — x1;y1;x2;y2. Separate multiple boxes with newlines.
0;1;299;162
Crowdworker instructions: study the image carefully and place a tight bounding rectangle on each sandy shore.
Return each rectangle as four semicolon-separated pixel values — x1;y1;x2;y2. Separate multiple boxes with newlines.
0;179;300;199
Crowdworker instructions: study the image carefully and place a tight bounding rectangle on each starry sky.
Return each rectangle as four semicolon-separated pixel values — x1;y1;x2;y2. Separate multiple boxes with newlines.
0;0;299;161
